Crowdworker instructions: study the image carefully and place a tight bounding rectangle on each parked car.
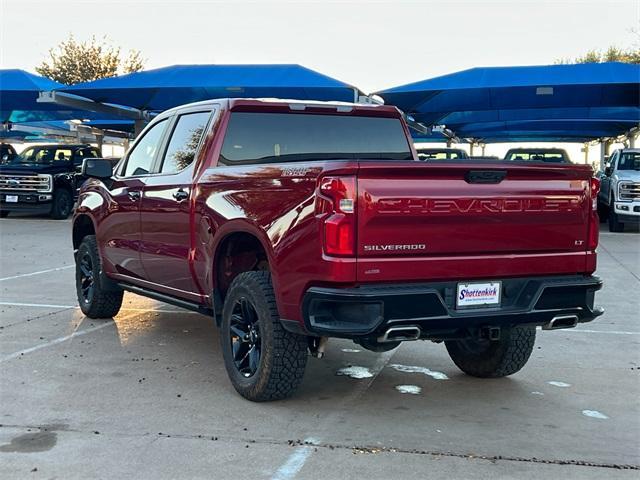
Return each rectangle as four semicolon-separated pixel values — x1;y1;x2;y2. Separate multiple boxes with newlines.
504;148;571;163
0;144;101;219
1;143;18;164
416;147;468;160
598;148;640;232
73;98;603;401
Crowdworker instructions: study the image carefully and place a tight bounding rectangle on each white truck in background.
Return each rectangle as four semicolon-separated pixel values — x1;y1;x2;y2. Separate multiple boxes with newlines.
599;149;640;232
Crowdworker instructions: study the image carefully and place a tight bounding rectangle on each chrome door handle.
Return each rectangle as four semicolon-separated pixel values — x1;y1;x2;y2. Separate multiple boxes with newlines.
173;189;189;201
128;190;141;201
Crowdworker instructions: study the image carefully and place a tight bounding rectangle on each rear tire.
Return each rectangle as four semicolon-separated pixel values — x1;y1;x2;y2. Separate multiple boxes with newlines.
0;211;9;218
445;325;536;378
221;271;308;401
50;189;73;219
75;235;123;318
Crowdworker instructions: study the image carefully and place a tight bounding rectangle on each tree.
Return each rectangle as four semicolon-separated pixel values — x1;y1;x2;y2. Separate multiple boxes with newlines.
36;35;145;85
556;46;640;64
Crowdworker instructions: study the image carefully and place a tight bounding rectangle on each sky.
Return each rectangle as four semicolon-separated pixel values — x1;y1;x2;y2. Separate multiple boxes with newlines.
1;0;638;160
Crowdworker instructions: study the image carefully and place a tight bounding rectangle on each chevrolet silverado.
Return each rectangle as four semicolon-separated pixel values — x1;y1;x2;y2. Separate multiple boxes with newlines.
72;99;603;401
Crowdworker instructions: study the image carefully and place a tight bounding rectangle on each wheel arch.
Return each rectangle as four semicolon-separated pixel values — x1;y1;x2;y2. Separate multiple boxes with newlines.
211;222;276;306
72;214;96;251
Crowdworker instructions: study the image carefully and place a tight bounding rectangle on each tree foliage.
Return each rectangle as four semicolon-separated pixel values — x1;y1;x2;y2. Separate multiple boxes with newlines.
556;46;640;64
36;35;145;85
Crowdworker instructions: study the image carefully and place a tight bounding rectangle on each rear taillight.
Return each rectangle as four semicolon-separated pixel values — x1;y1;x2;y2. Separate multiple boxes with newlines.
588;177;600;250
317;176;356;256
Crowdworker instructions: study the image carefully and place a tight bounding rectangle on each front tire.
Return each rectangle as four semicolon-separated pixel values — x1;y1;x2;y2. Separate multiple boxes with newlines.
221;271;308;401
597;201;608;222
75;235;123;318
608;206;624;232
445;325;536;378
50;189;73;219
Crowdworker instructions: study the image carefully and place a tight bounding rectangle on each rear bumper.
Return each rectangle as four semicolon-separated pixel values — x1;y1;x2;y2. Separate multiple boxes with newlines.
296;275;603;339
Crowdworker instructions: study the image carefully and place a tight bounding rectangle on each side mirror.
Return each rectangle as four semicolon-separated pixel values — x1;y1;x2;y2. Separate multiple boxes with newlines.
604;166;612;176
81;158;113;179
1;154;8;163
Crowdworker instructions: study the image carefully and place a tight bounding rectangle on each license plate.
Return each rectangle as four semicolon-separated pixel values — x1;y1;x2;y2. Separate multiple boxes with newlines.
5;195;18;203
456;281;501;308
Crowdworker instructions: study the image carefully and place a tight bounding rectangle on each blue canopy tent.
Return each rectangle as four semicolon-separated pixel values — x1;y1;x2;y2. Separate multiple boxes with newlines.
58;64;361;112
1;120;133;145
376;63;640;143
0;69;124;123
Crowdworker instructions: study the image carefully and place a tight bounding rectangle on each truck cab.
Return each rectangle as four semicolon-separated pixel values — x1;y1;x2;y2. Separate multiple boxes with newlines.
599;148;640;232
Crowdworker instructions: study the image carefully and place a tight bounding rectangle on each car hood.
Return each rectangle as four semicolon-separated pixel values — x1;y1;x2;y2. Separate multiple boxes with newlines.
616;171;640;182
0;163;71;175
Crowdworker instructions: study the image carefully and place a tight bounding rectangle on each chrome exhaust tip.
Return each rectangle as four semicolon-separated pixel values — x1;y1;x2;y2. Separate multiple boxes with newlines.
378;326;421;343
543;315;579;330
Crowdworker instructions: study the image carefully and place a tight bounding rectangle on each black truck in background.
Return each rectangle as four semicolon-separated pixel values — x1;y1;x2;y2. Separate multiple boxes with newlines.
0;144;101;219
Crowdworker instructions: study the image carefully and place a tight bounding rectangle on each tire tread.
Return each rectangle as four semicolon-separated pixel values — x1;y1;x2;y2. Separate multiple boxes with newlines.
222;271;307;401
76;235;123;318
446;325;536;378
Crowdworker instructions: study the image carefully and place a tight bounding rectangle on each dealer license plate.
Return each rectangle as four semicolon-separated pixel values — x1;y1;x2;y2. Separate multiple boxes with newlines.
5;195;18;203
456;282;501;308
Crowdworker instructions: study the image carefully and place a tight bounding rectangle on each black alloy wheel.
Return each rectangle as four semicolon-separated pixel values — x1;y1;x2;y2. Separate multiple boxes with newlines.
75;235;123;318
78;251;95;306
229;297;262;377
220;271;307;401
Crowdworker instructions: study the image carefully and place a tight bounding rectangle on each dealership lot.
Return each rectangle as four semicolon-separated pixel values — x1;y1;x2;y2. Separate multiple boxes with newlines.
0;217;638;479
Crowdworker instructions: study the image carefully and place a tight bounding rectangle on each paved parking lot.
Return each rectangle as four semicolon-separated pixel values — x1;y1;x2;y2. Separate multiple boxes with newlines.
0;216;638;479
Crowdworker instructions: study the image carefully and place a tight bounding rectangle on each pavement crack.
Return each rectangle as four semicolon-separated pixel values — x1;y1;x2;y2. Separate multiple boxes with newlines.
0;307;76;330
2;423;635;471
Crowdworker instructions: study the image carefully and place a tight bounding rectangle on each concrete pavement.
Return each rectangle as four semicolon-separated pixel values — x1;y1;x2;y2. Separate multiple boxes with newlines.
1;216;638;479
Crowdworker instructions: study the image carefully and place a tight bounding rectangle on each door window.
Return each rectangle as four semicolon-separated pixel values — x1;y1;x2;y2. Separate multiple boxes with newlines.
161;111;211;174
74;148;99;167
123;119;167;176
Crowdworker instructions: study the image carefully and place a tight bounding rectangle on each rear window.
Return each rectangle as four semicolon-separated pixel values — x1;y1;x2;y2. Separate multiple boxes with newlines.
505;151;567;163
418;150;464;160
219;112;413;164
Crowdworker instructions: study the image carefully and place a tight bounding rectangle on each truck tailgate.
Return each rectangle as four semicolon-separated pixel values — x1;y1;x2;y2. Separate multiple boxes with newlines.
356;161;595;282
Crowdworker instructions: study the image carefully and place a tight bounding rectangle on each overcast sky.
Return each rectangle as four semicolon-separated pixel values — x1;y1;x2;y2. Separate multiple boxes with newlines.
1;0;638;93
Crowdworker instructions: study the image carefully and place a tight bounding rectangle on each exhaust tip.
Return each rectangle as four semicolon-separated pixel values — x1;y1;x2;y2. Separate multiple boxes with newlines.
378;326;421;343
543;315;579;330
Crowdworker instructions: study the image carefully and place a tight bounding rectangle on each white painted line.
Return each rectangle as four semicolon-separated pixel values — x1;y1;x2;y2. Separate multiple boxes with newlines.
563;329;640;335
270;351;394;480
0;301;76;309
0;265;73;282
0;321;114;363
0;301;198;314
271;438;317;480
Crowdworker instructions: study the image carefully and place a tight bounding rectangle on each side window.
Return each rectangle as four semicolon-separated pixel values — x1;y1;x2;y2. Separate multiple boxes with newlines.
160;111;211;174
123;119;167;177
74;149;91;166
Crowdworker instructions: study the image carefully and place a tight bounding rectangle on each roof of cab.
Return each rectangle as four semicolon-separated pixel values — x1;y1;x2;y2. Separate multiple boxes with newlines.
159;98;401;116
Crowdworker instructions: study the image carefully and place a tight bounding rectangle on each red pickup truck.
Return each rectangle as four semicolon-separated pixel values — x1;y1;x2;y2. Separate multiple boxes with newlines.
73;99;603;401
